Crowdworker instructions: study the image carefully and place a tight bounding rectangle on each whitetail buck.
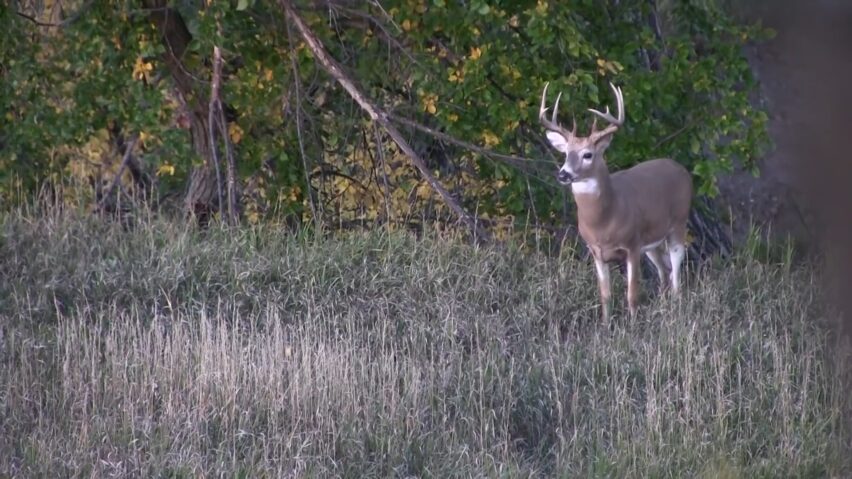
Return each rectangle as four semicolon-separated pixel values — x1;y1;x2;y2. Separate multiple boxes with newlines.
539;82;693;319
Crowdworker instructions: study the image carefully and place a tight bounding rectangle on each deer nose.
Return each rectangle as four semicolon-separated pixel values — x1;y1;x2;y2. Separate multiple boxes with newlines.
557;169;575;184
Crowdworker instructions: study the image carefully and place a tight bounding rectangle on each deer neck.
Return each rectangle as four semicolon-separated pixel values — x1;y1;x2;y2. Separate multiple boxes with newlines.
572;162;616;227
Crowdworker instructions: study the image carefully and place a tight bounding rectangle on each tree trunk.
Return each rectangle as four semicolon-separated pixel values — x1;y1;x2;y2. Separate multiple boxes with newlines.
185;166;219;228
144;0;223;225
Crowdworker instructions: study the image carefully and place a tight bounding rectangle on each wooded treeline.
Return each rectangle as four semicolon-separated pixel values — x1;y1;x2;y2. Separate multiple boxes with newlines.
1;0;770;253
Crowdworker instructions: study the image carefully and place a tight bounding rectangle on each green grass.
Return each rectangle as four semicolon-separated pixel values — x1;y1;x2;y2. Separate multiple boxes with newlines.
0;211;849;477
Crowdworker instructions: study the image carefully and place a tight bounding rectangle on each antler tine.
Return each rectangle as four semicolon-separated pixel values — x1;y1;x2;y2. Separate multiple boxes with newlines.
552;91;562;125
587;82;625;140
588;82;625;126
539;82;550;121
614;83;625;124
539;82;574;139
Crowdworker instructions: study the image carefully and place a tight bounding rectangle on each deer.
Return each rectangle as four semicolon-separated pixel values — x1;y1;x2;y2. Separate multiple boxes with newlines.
539;82;693;320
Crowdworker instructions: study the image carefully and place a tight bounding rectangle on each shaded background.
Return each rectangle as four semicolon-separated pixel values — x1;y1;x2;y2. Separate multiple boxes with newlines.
728;1;852;462
722;0;852;338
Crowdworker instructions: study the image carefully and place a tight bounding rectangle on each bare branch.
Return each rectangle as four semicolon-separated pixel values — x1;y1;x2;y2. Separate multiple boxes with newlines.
15;10;61;27
15;2;93;28
279;0;489;243
286;17;321;229
96;135;139;212
212;44;240;225
335;6;419;65
652;119;697;150
366;125;393;225
387;113;557;189
208;46;226;221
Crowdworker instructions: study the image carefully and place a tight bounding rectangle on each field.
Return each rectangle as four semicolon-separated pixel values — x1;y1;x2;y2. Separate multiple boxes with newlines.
1;211;849;477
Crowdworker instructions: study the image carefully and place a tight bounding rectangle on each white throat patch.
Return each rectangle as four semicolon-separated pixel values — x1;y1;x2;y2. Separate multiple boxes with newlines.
571;178;600;196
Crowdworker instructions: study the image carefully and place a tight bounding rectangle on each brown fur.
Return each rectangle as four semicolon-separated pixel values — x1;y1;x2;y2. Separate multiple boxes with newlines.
541;83;693;319
575;158;692;261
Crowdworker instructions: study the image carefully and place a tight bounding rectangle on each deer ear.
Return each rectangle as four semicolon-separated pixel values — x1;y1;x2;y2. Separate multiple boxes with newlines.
546;131;569;152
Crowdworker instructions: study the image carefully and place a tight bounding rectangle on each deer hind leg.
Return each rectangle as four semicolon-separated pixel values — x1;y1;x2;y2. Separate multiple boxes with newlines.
593;254;612;321
625;251;642;318
667;227;688;295
644;246;671;294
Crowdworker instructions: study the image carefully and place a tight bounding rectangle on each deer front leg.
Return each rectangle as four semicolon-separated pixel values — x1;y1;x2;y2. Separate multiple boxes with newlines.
625;251;642;318
667;229;687;295
592;253;611;321
668;242;686;295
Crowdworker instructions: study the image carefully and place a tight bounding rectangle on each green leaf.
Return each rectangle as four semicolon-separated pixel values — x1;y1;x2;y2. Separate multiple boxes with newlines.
690;138;701;155
0;0;771;232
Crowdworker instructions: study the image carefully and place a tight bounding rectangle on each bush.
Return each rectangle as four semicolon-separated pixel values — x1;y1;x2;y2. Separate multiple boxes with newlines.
1;1;772;235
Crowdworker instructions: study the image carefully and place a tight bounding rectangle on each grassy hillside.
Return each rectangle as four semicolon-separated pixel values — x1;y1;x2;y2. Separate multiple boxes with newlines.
0;212;848;477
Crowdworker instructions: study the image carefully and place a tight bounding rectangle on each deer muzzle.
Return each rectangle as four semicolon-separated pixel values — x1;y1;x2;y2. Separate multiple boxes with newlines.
557;168;576;184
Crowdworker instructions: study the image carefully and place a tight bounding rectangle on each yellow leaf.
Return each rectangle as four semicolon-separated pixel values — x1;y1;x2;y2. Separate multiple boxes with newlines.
421;93;438;115
263;68;273;82
229;123;244;144
469;46;482;60
503;120;519;133
481;130;500;147
247;210;260;224
415;182;433;200
447;113;459;122
157;163;176;176
402;19;413;31
288;185;301;202
132;57;154;81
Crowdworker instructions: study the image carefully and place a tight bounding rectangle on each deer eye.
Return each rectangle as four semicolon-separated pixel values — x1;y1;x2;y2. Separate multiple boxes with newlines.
582;152;593;160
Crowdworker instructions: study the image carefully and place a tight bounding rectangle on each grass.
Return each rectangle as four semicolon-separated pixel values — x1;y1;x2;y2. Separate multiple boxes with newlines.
0;210;849;477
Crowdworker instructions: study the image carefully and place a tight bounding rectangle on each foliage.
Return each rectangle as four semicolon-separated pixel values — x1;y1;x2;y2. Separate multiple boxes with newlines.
1;0;772;232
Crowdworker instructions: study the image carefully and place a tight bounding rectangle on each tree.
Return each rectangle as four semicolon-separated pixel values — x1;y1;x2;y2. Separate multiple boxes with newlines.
1;0;771;250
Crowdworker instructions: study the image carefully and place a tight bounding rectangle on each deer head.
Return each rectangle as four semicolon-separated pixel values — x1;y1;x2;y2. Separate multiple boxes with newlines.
539;82;625;187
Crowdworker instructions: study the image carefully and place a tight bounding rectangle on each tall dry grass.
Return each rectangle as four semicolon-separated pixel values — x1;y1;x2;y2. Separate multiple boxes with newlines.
1;211;848;477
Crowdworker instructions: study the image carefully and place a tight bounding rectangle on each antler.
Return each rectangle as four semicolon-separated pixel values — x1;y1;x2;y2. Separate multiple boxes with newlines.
539;82;576;140
588;82;625;141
